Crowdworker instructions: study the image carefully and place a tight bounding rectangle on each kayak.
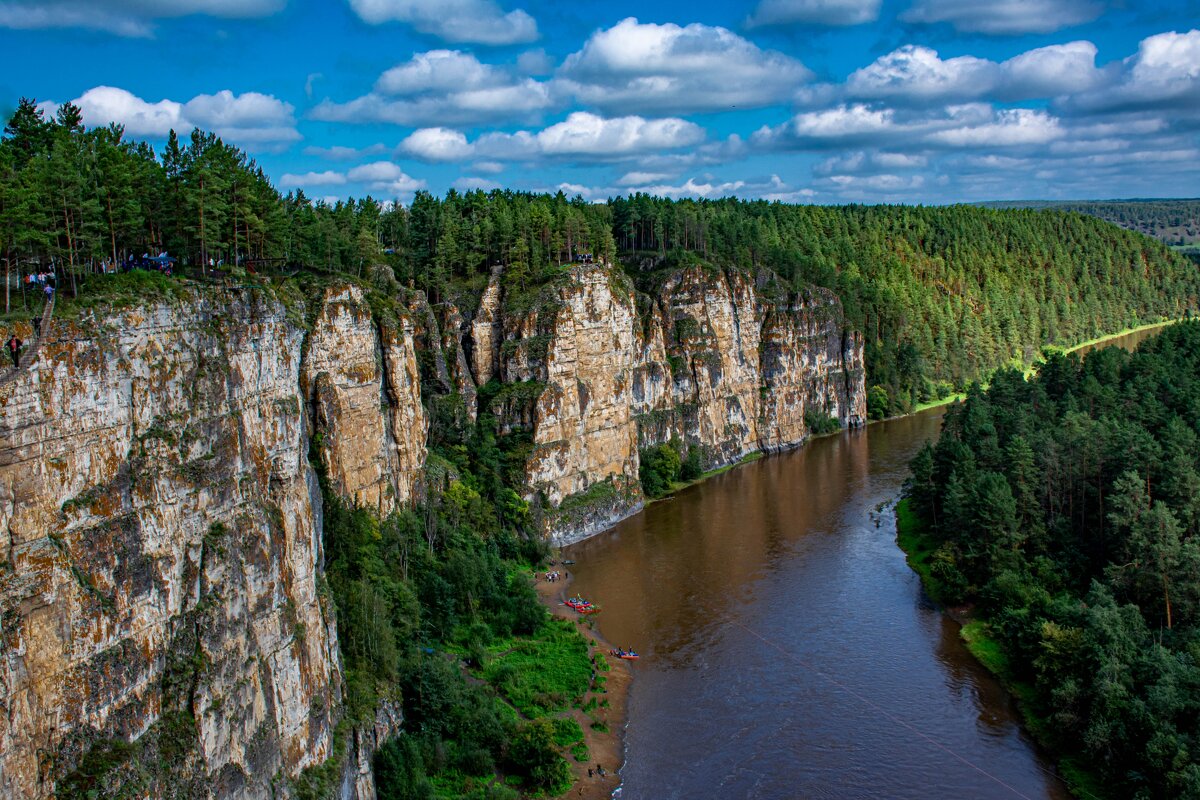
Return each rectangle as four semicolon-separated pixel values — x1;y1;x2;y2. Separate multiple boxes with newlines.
610;649;639;660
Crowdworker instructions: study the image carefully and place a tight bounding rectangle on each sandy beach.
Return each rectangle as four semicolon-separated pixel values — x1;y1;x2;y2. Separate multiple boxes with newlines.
535;565;632;800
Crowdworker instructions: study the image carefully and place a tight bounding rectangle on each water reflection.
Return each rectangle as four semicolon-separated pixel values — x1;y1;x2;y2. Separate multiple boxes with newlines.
567;407;1074;800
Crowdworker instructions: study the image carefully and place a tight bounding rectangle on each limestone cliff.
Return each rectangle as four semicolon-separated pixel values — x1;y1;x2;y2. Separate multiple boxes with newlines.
0;263;864;797
464;263;866;543
0;285;426;800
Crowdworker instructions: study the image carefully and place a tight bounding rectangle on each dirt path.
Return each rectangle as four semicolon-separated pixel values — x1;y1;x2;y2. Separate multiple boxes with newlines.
534;565;631;800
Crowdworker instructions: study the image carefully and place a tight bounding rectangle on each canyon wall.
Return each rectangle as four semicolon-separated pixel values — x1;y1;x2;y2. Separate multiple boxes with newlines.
0;263;862;796
0;285;422;800
467;263;866;543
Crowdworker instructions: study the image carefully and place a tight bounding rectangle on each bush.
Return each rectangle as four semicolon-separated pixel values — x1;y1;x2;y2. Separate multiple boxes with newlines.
503;719;571;792
679;446;704;481
867;384;890;420
639;440;682;497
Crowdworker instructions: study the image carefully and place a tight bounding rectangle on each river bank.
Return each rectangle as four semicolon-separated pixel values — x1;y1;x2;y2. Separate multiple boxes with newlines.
899;318;1180;418
534;567;631;800
895;502;1107;800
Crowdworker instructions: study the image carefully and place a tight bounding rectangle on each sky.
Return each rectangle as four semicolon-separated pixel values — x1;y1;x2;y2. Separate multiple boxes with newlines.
0;0;1198;205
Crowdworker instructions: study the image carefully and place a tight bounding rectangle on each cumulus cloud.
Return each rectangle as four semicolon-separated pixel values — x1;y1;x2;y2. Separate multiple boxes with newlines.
754;102;1067;152
901;0;1103;35
312;50;552;126
847;46;1001;102
346;161;427;197
280;171;347;187
557;18;811;114
57;86;299;144
0;0;283;36
400;127;474;161
476;112;705;161
1064;29;1200;114
844;42;1102;104
346;0;537;45
746;0;880;27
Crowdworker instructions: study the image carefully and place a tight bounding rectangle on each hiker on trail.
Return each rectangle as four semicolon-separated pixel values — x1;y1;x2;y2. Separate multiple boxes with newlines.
32;316;41;338
44;284;54;301
7;335;22;369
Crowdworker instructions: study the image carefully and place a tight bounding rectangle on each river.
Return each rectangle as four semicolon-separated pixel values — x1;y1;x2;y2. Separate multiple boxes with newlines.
560;328;1170;799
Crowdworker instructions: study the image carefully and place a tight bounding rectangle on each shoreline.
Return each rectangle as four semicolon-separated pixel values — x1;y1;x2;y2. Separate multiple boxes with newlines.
881;318;1181;421
527;319;1181;798
534;567;631;800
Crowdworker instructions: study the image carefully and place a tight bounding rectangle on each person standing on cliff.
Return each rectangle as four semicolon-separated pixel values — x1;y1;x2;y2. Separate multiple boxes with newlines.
7;334;22;369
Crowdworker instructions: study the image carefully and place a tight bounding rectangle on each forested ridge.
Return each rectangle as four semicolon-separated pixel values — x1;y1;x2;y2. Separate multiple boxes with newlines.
3;98;1198;412
903;323;1200;799
983;199;1200;249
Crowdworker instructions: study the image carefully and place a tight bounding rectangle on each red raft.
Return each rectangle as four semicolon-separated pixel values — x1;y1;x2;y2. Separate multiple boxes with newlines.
610;649;639;661
565;597;601;614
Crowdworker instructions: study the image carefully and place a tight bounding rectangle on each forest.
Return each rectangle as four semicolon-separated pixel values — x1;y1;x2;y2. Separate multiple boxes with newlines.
983;199;1200;248
902;323;1200;799
3;98;1199;415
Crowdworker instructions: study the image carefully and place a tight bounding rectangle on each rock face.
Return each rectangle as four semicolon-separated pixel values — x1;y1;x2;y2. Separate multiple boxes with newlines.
465;263;866;543
0;293;340;799
303;286;427;517
0;263;864;796
0;285;424;800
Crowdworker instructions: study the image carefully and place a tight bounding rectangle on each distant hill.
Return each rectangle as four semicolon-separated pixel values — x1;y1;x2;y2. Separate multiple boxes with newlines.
979;198;1200;248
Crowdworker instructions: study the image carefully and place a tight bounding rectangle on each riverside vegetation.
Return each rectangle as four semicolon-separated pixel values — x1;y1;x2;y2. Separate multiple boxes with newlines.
4;101;1200;799
901;323;1200;799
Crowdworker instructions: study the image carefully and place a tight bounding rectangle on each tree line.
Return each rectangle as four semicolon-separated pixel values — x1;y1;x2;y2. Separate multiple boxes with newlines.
3;99;1197;414
904;323;1200;798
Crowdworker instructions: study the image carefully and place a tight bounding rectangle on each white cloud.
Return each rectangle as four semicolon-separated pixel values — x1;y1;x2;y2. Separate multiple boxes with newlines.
845;42;1101;104
557;17;810;114
472;161;505;174
1000;41;1103;97
453;176;501;191
616;171;676;186
280;171;347;187
901;0;1103;35
312;50;552;126
476;112;705;161
303;143;389;160
346;0;537;45
926;108;1064;147
1065;29;1200;114
344;161;427;198
756;102;1065;152
64;85;299;144
746;0;880;27
815;151;928;175
401;127;474;161
848;46;1001;102
0;0;283;36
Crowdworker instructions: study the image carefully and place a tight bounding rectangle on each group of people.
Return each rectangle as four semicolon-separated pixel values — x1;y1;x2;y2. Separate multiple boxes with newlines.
544;570;563;582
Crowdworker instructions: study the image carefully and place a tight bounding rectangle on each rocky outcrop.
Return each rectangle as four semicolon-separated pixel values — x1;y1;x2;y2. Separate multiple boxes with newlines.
0;261;865;796
303;286;427;516
466;263;866;544
0;292;340;799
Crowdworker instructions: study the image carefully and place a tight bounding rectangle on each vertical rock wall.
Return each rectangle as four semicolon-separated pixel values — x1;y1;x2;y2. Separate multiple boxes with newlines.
464;263;867;544
0;294;340;799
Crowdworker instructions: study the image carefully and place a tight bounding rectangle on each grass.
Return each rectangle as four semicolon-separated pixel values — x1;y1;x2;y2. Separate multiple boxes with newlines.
482;618;592;717
893;499;951;605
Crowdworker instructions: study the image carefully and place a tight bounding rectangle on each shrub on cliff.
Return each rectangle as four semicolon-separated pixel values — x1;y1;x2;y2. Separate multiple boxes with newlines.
640;441;682;497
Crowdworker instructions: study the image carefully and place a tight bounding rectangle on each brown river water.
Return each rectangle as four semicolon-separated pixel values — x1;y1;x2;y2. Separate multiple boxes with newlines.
563;327;1172;799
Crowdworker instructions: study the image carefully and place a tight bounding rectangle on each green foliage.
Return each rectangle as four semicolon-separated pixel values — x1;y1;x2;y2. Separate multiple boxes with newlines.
639;439;683;498
503;719;572;794
804;408;842;435
867;385;890;420
903;322;1200;798
483;618;592;717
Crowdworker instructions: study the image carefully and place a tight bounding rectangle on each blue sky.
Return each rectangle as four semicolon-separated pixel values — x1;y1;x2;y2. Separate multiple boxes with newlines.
1;0;1198;204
